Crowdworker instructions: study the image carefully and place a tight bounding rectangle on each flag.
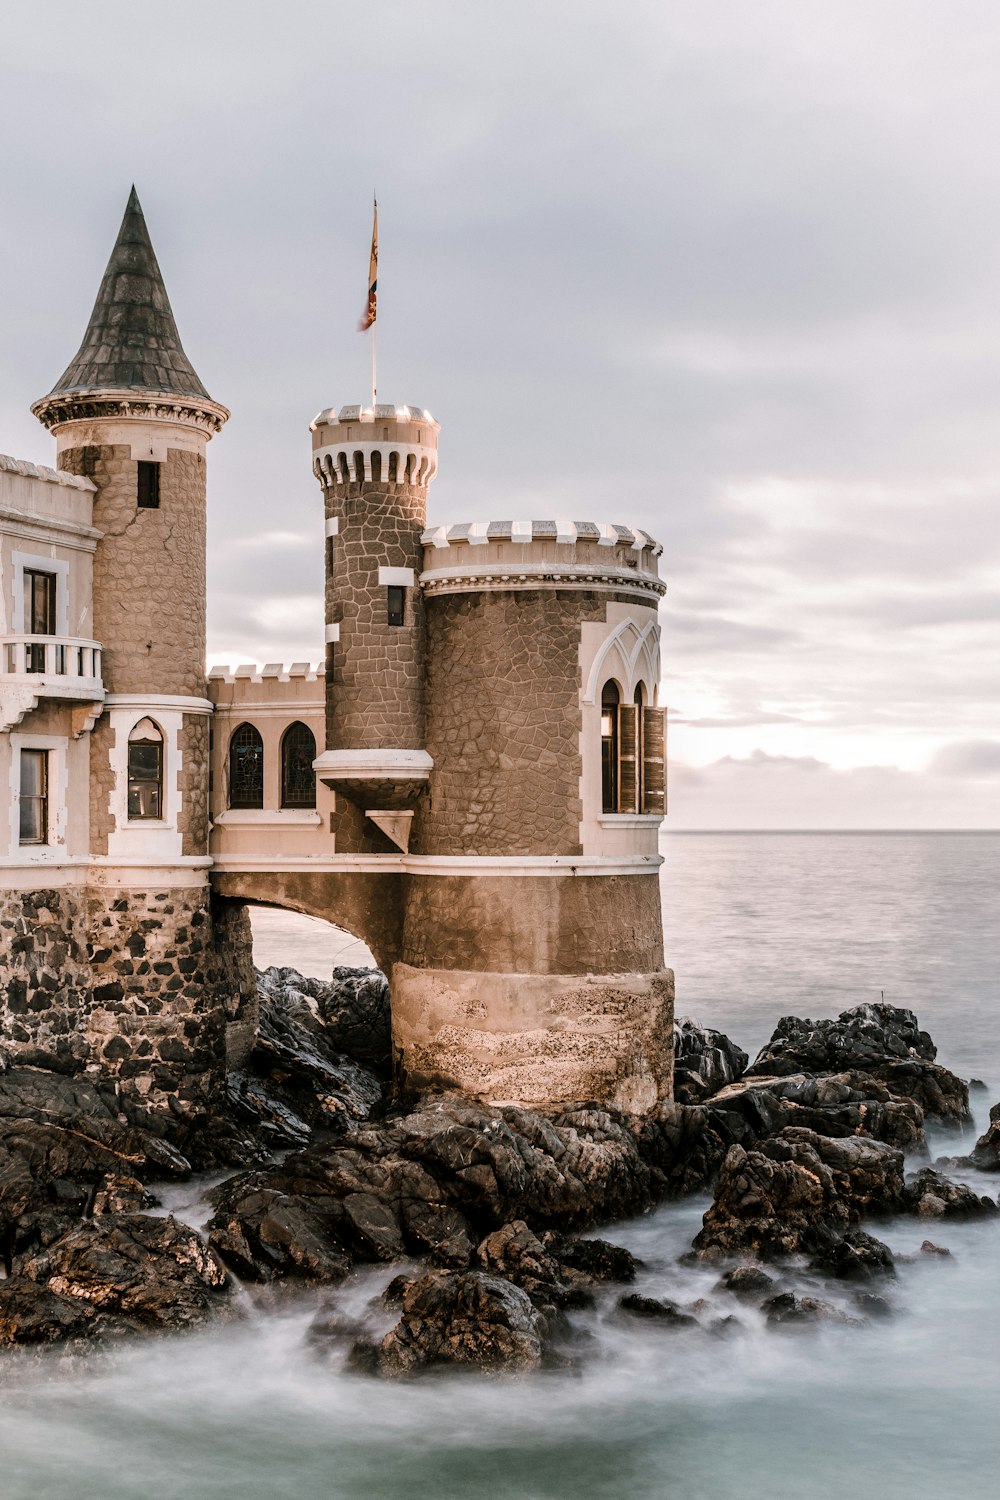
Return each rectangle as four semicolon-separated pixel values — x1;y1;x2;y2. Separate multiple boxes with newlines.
359;197;378;331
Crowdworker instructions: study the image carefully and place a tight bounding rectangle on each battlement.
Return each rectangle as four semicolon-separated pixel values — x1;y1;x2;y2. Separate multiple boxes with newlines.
418;519;666;600
207;661;325;686
311;403;439;487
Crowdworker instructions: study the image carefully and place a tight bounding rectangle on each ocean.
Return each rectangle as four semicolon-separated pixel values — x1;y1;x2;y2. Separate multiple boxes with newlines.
1;832;997;1499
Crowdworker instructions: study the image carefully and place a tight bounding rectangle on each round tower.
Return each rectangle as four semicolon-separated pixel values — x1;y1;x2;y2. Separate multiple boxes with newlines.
310;403;439;848
32;187;228;868
394;519;674;1113
28;188;241;1115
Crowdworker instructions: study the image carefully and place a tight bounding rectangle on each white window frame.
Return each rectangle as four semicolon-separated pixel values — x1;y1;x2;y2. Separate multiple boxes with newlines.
7;733;68;860
12;551;70;637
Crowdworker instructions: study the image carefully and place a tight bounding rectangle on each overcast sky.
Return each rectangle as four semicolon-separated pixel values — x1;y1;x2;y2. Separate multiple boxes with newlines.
2;1;999;828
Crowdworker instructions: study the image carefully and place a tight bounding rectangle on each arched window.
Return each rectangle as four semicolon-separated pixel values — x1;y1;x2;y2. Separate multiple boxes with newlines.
229;723;264;809
128;718;163;820
281;722;317;808
601;681;621;813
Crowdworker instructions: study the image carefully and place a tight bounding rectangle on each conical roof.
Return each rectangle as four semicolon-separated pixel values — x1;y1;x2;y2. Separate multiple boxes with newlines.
43;187;213;402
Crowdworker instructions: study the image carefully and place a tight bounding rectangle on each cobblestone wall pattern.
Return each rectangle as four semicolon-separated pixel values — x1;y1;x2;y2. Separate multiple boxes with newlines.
59;443;208;698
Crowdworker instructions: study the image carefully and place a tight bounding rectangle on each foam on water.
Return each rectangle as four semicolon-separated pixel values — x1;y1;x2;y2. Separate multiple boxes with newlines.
1;833;997;1499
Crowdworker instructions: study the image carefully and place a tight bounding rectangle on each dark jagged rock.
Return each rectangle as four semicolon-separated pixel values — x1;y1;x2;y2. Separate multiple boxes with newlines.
706;1071;926;1152
14;1213;230;1332
763;1292;860;1327
717;1265;776;1298
256;966;392;1076
548;1236;640;1283
751;1005;969;1127
638;1101;759;1195
903;1168;998;1219
0;1068;192;1269
673;1019;748;1105
920;1239;952;1256
207;1184;353;1283
367;1270;544;1376
808;1229;896;1281
967;1103;1000;1171
618;1293;697;1327
207;1094;653;1286
753;1004;936;1074
227;980;385;1153
0;1278;103;1346
693;1128;906;1261
476;1221;594;1314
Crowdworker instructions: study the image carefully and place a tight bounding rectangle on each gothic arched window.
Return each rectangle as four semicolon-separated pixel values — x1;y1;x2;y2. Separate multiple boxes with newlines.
128;718;164;820
281;722;317;809
229;723;264;809
601;681;621;813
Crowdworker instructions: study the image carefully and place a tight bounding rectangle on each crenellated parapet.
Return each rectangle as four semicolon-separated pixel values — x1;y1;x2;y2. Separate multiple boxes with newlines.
419;519;666;602
311;404;439;488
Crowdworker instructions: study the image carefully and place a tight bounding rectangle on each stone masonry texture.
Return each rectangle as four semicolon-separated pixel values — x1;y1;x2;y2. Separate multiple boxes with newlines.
421;589;609;858
88;715;116;856
400;873;665;975
59;443;208;698
324;480;427;750
0;885;254;1116
179;714;210;857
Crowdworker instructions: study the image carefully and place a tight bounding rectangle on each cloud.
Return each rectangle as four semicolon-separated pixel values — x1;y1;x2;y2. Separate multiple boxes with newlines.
929;740;1000;778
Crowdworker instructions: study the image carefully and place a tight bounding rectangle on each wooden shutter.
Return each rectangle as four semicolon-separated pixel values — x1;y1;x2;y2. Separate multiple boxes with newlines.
618;703;639;813
642;706;666;815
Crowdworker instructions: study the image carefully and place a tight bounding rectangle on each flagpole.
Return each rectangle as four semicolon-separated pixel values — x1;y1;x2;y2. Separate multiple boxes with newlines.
372;319;377;409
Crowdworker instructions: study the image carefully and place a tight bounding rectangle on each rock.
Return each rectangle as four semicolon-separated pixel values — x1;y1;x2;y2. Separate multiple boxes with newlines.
706;1071;926;1152
0;1069;193;1267
717;1265;776;1298
16;1214;230;1331
618;1293;698;1327
206;1184;353;1283
673;1019;748;1105
369;1270;544;1376
902;1168;998;1219
693;1128;906;1261
967;1103;1000;1171
549;1236;640;1283
808;1229;896;1281
920;1239;952;1256
256;965;392;1076
855;1292;893;1318
227;981;385;1153
638;1100;759;1196
753;1004;937;1074
969;1079;989;1093
476;1221;570;1307
763;1292;860;1327
0;1278;103;1346
751;1005;969;1127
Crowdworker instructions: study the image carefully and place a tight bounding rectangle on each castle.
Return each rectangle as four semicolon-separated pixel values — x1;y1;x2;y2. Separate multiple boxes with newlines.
0;189;673;1119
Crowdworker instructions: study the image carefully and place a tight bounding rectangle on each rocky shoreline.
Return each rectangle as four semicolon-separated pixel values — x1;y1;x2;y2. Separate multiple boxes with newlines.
0;969;997;1374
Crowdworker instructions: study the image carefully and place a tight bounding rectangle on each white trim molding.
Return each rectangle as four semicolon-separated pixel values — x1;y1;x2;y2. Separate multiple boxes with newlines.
313;748;433;781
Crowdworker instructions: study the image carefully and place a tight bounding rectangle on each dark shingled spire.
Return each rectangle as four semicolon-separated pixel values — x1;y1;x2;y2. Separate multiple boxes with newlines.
43;187;212;402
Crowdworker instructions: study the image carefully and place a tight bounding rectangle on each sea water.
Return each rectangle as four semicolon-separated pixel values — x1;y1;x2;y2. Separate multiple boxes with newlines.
1;832;998;1500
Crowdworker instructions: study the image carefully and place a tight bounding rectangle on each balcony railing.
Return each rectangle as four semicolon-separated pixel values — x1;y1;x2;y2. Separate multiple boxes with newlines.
1;634;103;690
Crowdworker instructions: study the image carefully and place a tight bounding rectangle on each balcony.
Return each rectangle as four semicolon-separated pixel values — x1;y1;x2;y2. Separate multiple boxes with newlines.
0;634;104;732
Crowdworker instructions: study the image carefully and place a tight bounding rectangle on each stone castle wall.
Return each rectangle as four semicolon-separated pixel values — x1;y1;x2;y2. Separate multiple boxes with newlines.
0;884;253;1115
323;480;427;750
58;443;208;697
179;714;211;857
421;589;608;857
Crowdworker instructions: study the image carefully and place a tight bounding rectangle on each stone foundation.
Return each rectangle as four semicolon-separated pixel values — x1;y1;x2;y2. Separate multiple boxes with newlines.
391;962;674;1114
0;883;254;1116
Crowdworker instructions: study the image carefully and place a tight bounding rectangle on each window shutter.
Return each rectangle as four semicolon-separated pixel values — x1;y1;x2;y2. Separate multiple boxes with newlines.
618;703;639;813
642;706;666;815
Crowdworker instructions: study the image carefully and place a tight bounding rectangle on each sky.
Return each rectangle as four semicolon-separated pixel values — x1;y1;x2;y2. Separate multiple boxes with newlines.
2;0;999;828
